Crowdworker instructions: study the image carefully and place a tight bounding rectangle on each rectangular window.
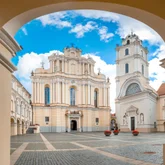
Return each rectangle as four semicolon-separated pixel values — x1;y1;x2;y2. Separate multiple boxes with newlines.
45;117;49;122
96;118;99;123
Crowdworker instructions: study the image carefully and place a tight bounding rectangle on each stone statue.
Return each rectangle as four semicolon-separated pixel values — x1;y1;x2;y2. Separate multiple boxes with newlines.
140;113;144;124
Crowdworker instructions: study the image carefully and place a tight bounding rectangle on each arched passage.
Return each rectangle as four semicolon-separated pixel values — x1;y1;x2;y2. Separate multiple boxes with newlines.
17;119;22;135
22;121;25;134
10;118;17;136
0;1;165;42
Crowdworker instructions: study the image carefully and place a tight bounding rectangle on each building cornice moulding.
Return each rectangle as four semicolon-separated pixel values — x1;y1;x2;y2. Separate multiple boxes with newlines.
0;52;16;72
0;28;22;56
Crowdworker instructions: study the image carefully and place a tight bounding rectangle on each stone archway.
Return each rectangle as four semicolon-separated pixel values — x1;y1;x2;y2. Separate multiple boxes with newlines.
10;118;17;136
17;119;22;135
0;1;164;42
22;121;25;134
0;1;165;165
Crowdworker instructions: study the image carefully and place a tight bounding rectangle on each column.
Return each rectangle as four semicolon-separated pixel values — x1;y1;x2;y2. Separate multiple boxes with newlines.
78;62;81;75
40;80;42;103
66;83;69;105
68;117;70;132
107;87;110;107
41;82;44;104
65;60;67;73
35;82;37;103
32;81;34;103
57;81;61;103
62;60;64;72
83;84;85;104
56;82;58;103
88;84;90;105
91;86;94;106
79;117;81;132
82;63;84;74
62;82;65;104
104;86;106;107
87;63;89;74
0;29;22;165
53;82;55;103
52;81;54;104
57;59;59;72
78;86;81;105
37;82;39;103
52;61;54;72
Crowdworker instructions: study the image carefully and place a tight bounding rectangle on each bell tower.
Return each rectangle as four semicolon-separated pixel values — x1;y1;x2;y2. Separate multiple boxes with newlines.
115;32;149;98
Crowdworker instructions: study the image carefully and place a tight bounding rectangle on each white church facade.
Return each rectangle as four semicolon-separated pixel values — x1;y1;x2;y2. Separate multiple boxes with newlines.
31;46;110;132
115;33;158;132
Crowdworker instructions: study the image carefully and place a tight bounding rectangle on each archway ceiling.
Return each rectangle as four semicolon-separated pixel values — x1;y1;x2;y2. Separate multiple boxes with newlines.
0;1;164;30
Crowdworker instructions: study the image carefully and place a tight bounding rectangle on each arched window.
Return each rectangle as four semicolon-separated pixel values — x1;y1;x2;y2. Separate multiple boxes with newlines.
94;90;98;108
127;40;130;45
142;65;144;75
70;88;75;105
45;86;50;105
125;48;129;55
126;83;141;96
125;63;129;73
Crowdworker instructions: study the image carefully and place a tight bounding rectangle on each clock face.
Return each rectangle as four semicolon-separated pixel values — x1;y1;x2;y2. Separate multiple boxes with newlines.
126;83;141;96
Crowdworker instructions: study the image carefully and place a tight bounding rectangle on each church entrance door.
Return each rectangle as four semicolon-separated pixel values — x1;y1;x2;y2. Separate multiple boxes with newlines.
131;117;135;131
71;120;77;131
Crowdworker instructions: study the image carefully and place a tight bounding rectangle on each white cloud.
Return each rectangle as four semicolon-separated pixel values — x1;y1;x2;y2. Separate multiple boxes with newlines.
149;43;165;90
37;12;72;28
74;10;120;22
98;26;114;42
14;50;63;93
22;27;28;35
72;10;163;45
69;21;98;38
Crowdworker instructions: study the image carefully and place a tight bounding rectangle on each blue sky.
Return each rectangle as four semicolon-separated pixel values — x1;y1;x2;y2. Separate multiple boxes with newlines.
12;10;165;113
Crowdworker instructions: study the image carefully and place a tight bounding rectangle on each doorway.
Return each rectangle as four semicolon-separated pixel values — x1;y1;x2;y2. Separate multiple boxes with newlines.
71;120;77;131
131;117;135;131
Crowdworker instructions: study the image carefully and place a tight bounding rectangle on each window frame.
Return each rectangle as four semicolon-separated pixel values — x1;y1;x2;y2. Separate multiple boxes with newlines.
125;48;129;55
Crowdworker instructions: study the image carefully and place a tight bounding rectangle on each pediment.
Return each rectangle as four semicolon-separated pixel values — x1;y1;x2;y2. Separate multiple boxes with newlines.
126;105;139;116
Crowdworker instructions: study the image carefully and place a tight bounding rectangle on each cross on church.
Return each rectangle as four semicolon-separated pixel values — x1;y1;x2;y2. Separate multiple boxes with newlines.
41;61;44;68
131;29;134;35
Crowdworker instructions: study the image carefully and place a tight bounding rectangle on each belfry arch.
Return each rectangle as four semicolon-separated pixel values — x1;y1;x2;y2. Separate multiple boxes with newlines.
0;1;165;165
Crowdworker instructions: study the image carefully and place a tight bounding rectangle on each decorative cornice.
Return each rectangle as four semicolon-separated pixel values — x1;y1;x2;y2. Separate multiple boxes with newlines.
0;53;16;72
0;28;22;56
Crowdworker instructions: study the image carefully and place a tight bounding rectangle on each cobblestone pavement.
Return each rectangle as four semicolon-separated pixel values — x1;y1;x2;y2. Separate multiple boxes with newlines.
11;132;165;165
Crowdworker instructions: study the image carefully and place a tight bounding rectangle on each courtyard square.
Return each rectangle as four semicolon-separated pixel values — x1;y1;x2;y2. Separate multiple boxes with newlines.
11;132;165;165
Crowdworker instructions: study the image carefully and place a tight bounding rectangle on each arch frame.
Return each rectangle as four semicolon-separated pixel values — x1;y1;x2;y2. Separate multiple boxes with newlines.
0;1;164;44
118;77;144;98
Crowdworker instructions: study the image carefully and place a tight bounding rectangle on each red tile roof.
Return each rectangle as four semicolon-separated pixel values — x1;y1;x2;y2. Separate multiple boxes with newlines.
157;83;165;96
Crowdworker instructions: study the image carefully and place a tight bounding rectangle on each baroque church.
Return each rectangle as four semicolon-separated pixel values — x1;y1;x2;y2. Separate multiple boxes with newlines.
31;46;110;132
115;33;158;132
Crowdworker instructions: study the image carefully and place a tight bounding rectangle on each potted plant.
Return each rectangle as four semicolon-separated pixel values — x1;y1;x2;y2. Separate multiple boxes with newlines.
104;130;111;136
132;130;139;136
113;130;119;135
